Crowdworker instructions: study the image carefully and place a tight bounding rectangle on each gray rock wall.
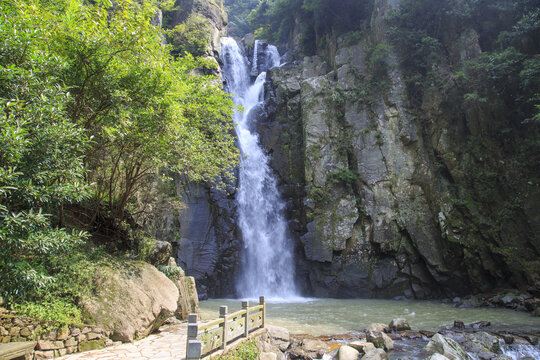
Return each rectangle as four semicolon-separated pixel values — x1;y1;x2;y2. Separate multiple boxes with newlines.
256;0;539;298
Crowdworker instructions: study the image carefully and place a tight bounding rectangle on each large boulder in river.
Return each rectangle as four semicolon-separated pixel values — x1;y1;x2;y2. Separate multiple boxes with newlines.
462;332;502;354
424;333;472;360
80;261;179;342
389;318;411;331
367;330;394;350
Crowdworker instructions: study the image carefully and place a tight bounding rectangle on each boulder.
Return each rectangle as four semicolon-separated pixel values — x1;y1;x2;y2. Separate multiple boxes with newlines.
349;340;376;354
362;348;389;360
366;323;390;333
389;318;411;331
366;330;394;350
424;333;472;360
149;241;172;266
267;325;290;351
288;338;330;359
338;345;359;360
80;261;179;342
462;332;502;355
256;335;285;360
171;267;199;320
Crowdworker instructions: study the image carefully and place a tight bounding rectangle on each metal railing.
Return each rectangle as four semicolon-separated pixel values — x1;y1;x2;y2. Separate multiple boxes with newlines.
186;296;266;360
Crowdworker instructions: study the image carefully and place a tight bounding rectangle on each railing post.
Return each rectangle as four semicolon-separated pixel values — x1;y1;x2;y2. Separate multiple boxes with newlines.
259;296;266;328
220;305;228;350
242;300;249;337
187;314;201;360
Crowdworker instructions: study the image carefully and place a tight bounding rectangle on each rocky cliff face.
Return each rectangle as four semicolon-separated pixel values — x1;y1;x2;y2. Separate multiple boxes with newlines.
256;0;539;298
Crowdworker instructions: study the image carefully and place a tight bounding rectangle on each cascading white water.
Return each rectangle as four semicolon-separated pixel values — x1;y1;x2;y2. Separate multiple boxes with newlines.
221;37;298;300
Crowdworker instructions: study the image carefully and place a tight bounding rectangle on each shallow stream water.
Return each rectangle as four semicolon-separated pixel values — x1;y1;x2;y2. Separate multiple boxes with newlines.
200;298;540;335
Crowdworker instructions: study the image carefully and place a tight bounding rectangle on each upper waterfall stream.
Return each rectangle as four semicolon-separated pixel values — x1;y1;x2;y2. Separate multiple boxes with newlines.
221;37;298;300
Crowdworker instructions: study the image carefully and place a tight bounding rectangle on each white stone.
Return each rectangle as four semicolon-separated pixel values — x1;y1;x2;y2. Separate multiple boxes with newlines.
338;345;360;360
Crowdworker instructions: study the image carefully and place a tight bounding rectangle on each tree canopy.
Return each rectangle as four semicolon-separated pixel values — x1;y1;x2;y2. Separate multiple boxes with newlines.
0;0;238;307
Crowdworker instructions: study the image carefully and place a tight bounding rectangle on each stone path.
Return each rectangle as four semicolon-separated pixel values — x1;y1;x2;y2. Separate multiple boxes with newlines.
57;324;187;360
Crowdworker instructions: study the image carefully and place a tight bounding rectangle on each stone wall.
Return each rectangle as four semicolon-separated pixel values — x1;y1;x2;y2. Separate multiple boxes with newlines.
0;314;114;359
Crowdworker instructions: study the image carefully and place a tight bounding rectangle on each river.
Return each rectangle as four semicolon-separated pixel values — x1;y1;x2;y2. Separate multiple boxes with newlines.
200;298;540;335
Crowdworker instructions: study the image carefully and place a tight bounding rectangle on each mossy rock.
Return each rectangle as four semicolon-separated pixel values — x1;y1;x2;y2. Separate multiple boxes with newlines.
79;339;106;352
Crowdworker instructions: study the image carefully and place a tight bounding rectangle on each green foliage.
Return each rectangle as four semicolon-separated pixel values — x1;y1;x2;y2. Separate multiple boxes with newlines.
366;42;393;89
172;15;212;57
12;299;83;329
224;0;260;37
0;0;90;302
135;232;158;262
28;0;239;219
249;0;370;53
157;265;181;279
308;187;329;206
329;169;357;187
0;0;239;316
463;48;539;136
218;340;260;360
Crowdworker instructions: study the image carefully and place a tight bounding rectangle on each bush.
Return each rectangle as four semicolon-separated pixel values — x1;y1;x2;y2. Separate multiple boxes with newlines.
12;299;83;330
218;340;259;360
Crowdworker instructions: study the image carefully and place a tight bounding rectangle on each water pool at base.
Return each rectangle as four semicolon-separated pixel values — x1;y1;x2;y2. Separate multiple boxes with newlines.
199;298;540;335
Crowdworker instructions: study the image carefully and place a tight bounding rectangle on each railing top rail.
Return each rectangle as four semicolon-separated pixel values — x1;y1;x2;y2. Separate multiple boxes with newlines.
198;318;225;332
247;304;263;312
227;309;247;319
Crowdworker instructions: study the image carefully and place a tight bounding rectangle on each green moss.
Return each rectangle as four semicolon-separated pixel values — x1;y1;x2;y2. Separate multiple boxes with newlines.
79;339;106;352
308;187;330;206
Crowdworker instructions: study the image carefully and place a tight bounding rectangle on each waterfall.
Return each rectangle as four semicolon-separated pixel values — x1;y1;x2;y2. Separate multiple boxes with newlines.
221;37;298;300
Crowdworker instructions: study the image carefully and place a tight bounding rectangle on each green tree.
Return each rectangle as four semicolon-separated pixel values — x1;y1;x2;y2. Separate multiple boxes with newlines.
0;0;239;305
224;0;260;37
0;0;89;301
37;0;239;219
